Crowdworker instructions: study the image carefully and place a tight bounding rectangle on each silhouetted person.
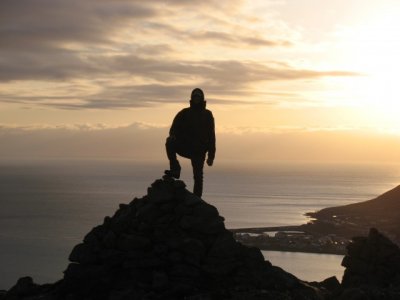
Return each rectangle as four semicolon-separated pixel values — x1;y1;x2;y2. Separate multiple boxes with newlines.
165;88;216;197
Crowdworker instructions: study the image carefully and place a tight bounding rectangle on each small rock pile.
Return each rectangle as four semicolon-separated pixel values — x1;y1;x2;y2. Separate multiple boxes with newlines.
3;176;320;300
338;228;400;299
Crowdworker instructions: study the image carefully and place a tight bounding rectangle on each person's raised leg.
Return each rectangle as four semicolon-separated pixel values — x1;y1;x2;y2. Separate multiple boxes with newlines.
165;137;181;178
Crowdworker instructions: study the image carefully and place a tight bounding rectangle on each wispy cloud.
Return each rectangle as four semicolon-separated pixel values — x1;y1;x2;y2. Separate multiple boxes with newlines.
0;0;156;47
0;53;358;109
0;0;359;110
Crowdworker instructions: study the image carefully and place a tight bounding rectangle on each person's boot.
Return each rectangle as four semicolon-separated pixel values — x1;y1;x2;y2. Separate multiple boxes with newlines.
193;178;203;197
164;160;181;178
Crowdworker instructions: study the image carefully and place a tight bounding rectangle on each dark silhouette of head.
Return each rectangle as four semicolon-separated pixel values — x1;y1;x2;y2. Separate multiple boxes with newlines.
191;88;204;103
190;88;206;110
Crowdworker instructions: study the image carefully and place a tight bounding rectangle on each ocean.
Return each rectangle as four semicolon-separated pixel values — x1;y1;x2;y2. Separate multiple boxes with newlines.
1;159;399;289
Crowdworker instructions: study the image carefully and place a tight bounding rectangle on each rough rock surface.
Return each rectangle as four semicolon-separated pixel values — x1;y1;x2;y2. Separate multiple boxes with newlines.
337;228;400;299
4;176;321;300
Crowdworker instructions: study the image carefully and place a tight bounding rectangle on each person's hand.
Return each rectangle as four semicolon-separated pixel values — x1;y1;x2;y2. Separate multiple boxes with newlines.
206;157;214;166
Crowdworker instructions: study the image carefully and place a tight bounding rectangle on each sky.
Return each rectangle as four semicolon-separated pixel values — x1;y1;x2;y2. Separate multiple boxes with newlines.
1;0;400;163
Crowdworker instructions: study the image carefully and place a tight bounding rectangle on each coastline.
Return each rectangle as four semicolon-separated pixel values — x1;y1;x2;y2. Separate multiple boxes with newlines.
230;184;400;255
230;225;349;255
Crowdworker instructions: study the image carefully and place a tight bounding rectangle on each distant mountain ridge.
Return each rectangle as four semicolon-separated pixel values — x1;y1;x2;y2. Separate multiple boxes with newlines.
314;185;400;217
306;185;400;241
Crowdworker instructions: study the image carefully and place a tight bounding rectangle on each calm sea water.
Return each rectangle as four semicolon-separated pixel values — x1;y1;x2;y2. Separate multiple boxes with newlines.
0;159;399;289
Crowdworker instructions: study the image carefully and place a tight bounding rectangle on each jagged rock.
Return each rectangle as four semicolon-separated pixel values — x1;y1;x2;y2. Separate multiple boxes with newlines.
4;177;322;300
342;228;400;288
307;276;341;300
3;277;51;300
337;228;400;299
320;276;340;292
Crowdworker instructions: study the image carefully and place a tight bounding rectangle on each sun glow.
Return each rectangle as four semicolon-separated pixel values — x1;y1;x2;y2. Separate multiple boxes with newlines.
335;13;400;131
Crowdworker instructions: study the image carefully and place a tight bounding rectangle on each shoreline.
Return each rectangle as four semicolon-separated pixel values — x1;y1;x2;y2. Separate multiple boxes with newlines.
261;248;344;256
230;224;349;255
230;225;304;234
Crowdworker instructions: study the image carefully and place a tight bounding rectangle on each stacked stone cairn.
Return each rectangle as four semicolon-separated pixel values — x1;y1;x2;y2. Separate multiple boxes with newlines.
62;176;322;299
3;176;321;300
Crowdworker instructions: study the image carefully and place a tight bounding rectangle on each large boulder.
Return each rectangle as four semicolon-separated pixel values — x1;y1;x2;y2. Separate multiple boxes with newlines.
337;228;400;299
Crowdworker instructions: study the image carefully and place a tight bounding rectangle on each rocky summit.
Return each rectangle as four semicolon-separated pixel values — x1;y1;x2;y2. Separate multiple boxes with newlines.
2;176;321;300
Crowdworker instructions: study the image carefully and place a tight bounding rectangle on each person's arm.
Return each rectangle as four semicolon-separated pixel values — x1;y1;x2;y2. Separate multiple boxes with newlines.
207;111;216;166
169;110;184;139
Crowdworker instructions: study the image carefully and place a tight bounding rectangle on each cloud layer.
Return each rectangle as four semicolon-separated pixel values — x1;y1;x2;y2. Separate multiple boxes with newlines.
0;0;358;110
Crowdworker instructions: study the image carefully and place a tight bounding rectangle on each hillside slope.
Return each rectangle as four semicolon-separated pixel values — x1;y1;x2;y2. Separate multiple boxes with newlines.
306;185;400;240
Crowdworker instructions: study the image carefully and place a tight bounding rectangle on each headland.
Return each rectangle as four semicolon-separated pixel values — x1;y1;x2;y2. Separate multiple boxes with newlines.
231;185;400;255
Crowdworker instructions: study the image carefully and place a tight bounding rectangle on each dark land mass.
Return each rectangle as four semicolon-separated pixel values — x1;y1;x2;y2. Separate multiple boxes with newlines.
231;185;400;255
2;177;400;299
303;185;400;243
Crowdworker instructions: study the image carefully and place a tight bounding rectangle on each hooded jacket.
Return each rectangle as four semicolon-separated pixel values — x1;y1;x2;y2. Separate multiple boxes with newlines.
169;100;216;160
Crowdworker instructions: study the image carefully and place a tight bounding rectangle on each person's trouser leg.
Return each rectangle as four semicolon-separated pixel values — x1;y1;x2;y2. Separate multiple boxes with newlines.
165;137;181;178
191;154;205;197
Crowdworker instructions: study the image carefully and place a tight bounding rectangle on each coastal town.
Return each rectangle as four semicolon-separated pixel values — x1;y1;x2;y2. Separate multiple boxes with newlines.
231;227;349;255
303;212;400;246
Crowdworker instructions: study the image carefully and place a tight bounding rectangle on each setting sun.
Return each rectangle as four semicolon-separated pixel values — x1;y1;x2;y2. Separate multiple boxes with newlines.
317;10;400;131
